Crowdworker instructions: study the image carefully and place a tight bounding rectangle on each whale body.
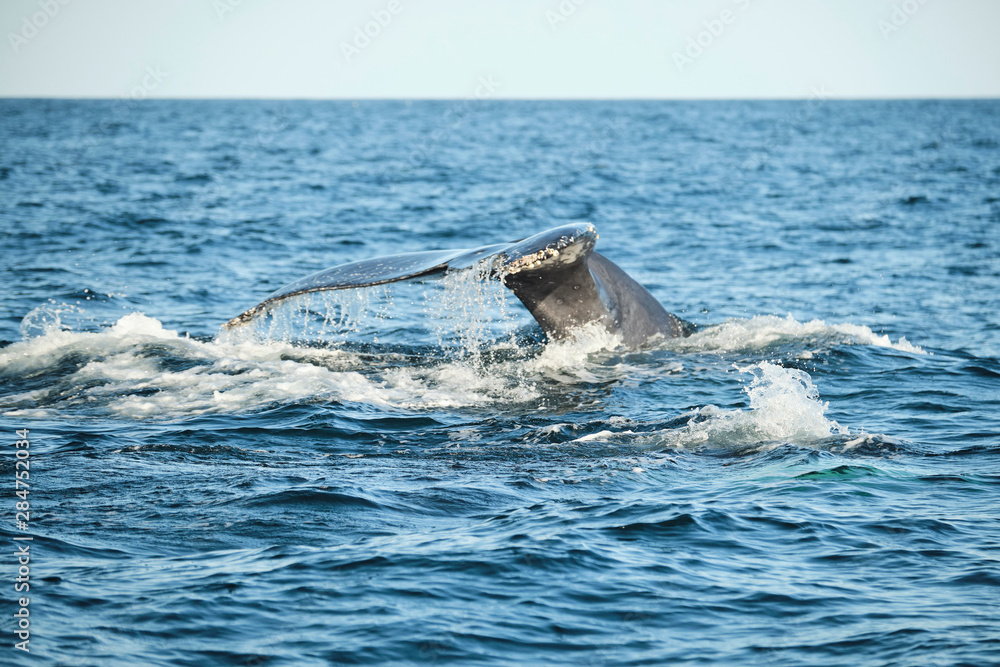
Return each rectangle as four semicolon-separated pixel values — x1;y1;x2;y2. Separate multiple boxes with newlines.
224;223;695;347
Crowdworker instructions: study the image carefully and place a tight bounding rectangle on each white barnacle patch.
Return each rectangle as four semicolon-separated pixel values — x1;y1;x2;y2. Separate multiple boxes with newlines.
503;245;563;276
501;231;583;277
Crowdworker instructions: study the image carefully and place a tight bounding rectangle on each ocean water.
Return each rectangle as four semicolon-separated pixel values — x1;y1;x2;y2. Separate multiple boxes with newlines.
1;98;998;666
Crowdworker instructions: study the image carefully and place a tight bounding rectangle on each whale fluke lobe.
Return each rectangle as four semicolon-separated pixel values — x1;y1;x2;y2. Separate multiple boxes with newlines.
223;243;510;329
224;223;695;347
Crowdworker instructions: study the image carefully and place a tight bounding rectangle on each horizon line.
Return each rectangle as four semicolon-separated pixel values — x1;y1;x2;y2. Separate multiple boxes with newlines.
2;95;999;102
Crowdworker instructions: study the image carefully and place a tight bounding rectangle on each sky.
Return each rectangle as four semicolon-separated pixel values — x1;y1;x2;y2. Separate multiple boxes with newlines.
1;0;998;99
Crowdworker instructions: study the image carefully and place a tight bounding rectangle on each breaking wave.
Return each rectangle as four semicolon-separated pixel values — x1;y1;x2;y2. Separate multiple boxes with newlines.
573;360;850;453
666;314;924;355
1;295;911;454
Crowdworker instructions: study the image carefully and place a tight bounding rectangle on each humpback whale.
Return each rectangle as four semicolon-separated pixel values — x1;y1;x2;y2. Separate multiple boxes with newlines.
224;223;695;347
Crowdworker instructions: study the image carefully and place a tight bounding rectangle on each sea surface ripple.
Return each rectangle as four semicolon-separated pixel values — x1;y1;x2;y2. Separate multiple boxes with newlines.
1;99;999;666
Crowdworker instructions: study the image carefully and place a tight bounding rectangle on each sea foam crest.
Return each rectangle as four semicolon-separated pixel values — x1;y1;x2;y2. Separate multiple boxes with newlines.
575;361;847;452
1;312;539;419
668;314;924;354
667;361;848;450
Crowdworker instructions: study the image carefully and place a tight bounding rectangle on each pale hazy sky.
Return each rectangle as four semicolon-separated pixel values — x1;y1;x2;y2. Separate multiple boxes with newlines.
1;0;998;99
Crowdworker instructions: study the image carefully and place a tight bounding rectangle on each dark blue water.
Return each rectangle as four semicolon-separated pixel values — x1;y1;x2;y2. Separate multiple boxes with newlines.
1;99;999;666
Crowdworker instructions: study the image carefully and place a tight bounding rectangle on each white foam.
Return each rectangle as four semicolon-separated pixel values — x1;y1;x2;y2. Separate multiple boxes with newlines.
3;301;920;427
828;321;924;354
660;362;845;450
666;314;924;354
1;312;540;419
526;322;622;377
574;429;633;443
576;361;847;452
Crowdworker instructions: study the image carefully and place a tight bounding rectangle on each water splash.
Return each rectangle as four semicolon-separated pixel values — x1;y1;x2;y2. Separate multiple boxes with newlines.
20;301;86;340
2;311;541;419
5;284;923;427
426;264;524;358
218;286;387;345
667;361;848;451
525;322;623;383
575;361;848;452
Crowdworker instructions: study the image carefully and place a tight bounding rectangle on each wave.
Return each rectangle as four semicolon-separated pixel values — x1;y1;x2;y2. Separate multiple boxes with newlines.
0;312;539;419
573;361;853;453
664;314;924;354
1;303;923;425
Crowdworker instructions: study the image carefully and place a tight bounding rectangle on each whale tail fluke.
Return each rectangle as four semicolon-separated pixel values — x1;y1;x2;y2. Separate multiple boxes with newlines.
224;223;694;347
222;225;597;330
222;242;510;329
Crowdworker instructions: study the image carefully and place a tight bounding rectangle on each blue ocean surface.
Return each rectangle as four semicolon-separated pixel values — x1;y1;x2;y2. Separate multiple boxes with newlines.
0;99;999;666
